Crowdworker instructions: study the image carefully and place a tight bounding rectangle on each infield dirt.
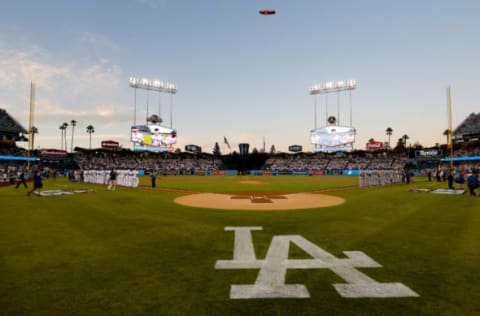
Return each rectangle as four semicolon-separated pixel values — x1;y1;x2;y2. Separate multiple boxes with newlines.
174;192;345;211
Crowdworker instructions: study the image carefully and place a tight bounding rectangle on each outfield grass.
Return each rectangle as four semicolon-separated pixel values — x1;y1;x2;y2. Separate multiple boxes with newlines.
1;176;479;315
138;175;358;193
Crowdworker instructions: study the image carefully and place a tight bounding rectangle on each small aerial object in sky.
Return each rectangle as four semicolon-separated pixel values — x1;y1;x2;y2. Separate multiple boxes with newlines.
259;9;276;15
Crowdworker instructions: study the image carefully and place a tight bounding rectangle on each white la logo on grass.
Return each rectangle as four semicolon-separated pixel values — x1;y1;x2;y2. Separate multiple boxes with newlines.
215;227;419;299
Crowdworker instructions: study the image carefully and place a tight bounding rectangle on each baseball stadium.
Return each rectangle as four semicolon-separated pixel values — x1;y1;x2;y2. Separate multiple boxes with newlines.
1;106;480;315
1;2;480;316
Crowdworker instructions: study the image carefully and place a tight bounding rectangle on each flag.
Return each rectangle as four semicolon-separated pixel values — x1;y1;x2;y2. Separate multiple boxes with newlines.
223;136;231;149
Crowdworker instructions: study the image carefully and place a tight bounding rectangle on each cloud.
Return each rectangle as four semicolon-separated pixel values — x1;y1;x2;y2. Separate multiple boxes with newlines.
78;32;120;52
0;37;133;149
0;41;123;99
0;49;69;90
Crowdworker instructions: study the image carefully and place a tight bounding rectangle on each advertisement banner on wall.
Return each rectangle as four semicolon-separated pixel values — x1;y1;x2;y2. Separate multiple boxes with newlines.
292;170;310;176
366;141;384;151
101;140;119;150
415;149;442;159
343;169;360;176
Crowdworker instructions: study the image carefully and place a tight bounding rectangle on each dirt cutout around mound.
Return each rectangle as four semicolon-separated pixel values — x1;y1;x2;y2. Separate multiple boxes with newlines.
174;192;345;211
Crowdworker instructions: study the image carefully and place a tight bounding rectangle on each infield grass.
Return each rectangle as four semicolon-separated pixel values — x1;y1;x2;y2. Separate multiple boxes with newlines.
1;175;479;315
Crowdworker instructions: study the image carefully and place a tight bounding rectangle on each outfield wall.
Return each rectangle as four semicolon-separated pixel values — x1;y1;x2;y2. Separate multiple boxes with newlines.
141;169;365;176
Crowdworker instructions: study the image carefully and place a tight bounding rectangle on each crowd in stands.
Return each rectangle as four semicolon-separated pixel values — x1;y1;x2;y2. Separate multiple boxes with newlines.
442;143;480;175
454;112;480;136
2;149;412;180
0;147;62;183
0;148;441;181
265;155;330;171
346;157;372;170
0;162;55;184
453;148;480;157
74;151;220;175
3;143;480;183
0;147;27;157
391;157;408;169
0;147;28;183
265;152;407;172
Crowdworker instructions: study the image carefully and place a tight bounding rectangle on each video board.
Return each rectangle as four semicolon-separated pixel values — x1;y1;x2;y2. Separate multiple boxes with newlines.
131;124;177;152
288;145;303;152
185;144;202;153
311;126;356;152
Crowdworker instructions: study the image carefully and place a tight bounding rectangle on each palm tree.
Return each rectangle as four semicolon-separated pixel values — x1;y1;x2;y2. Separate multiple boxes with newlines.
86;125;95;150
443;129;451;147
59;124;66;150
391;137;406;152
270;145;276;154
62;122;69;151
402;134;410;148
30;126;38;150
213;142;221;156
70;119;77;152
385;127;393;148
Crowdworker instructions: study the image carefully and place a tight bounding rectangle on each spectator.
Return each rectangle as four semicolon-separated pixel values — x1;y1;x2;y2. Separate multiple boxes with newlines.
27;171;43;197
15;170;27;189
467;172;479;196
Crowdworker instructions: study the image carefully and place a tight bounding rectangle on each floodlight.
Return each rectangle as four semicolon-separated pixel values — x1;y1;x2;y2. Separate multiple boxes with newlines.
309;79;357;95
346;79;356;89
129;76;177;94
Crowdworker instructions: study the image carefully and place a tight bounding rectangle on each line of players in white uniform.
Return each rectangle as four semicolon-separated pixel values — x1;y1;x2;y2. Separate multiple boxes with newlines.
358;169;404;188
77;168;403;189
81;170;139;188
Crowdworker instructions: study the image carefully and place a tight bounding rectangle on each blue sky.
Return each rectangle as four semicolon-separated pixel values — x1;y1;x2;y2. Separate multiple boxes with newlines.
1;0;479;152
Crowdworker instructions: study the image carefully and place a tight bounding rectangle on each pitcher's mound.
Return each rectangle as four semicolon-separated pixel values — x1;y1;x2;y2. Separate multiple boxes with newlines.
174;192;344;211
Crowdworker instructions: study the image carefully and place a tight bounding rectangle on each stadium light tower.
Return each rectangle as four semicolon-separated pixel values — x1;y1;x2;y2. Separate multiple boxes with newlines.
446;86;454;169
308;80;357;153
129;77;177;126
27;81;35;172
309;80;357;128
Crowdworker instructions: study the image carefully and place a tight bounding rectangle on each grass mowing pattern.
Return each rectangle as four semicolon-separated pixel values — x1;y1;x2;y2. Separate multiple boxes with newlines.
0;176;479;315
139;175;358;193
